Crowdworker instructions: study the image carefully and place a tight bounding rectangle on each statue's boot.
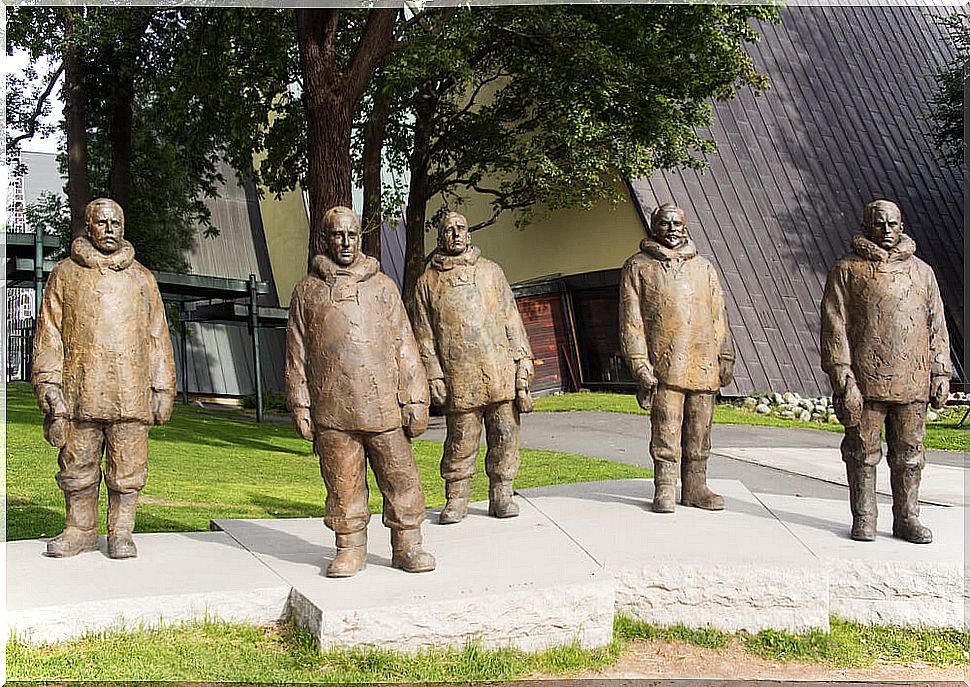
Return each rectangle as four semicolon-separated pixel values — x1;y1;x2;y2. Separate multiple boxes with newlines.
891;467;932;544
439;479;470;524
47;484;100;557
488;480;519;518
846;463;877;541
390;528;436;573
107;490;139;559
652;460;677;513
680;459;724;510
326;530;368;577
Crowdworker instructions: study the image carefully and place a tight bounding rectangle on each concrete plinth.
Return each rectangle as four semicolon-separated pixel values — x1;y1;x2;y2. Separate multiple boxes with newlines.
212;495;614;653
520;479;830;633
7;531;292;644
756;493;966;627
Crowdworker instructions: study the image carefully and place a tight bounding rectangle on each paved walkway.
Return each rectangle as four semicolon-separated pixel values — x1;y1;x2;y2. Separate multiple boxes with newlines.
425;410;967;505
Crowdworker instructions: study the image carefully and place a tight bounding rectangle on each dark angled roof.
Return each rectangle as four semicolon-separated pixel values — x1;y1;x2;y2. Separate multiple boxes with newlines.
630;5;964;397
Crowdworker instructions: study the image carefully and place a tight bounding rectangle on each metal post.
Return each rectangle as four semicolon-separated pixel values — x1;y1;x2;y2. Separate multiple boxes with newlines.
248;274;264;423
33;227;44;313
179;302;189;405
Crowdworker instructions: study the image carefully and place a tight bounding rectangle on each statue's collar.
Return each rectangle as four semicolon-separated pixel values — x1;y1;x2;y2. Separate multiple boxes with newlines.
71;236;135;271
431;246;481;271
310;252;379;284
639;238;697;261
851;234;916;263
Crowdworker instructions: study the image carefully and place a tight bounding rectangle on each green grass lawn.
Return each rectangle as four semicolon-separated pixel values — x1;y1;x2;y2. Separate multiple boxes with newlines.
533;392;968;453
9;615;967;682
6;383;648;541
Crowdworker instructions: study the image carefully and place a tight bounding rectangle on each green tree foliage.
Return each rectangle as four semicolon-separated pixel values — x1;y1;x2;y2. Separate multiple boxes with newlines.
6;7;297;272
364;5;780;298
929;12;968;166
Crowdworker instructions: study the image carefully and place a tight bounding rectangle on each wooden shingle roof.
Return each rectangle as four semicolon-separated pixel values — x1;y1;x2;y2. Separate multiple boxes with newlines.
630;6;964;396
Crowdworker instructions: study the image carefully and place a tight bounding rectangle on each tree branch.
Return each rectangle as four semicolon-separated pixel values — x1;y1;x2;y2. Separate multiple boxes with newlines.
346;8;399;102
7;62;64;149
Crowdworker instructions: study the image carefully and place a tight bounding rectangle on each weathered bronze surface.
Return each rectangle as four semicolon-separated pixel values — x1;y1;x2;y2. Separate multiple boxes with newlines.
619;203;735;514
412;212;535;524
821;199;950;544
32;198;177;559
285;206;435;576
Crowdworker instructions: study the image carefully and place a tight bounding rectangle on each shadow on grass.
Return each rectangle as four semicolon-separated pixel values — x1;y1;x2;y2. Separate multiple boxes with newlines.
7;500;64;540
247;492;325;519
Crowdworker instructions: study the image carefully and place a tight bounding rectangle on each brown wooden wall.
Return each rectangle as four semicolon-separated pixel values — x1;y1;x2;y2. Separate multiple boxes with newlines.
515;292;572;393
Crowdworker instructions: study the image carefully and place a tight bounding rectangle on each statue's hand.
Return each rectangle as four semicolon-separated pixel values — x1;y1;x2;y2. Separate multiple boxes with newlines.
636;386;654;411
834;379;864;427
292;406;314;441
719;358;735;388
515;358;535;386
429;379;448;408
151;391;175;425
930;375;950;411
38;383;68;418
43;415;70;448
402;403;429;438
633;364;657;407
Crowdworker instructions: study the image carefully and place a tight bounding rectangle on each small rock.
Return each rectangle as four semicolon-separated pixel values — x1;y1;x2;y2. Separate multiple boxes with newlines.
759;397;770;407
828;414;840;424
799;410;812;422
743;397;758;407
756;404;771;414
772;393;784;405
782;392;795;404
927;410;938;422
780;410;795;418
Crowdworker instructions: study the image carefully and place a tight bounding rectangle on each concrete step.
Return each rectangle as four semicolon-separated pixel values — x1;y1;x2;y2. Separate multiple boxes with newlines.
8;479;965;648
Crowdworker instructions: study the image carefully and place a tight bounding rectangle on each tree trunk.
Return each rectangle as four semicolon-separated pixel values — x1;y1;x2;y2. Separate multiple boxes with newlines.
63;7;90;240
295;7;398;268
107;11;152;214
401;90;437;313
361;82;391;262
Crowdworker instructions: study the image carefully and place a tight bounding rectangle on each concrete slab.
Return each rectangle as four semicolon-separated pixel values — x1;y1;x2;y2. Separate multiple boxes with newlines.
755;492;967;628
715;447;967;506
519;479;829;634
212;495;614;653
7;531;292;644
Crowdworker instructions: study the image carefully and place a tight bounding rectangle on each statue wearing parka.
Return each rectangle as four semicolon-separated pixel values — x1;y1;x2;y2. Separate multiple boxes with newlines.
285;251;430;542
620;238;734;394
33;237;176;425
821;234;950;405
413;246;532;412
286;253;429;434
412;242;534;524
619;232;734;514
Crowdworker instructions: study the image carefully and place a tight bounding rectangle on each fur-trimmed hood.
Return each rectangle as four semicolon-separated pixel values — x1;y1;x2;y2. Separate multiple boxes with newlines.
310;253;380;284
71;236;135;271
639;238;698;261
851;234;916;263
430;246;481;271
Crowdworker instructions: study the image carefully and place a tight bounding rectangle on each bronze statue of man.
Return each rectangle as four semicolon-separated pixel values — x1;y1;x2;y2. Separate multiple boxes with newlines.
821;200;950;544
32;198;177;559
412;211;535;524
619;203;735;513
285;206;435;576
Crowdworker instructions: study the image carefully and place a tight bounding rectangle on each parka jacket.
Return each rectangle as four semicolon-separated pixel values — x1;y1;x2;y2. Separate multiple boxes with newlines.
820;234;950;403
619;238;734;393
285;253;429;433
32;237;176;423
412;247;533;412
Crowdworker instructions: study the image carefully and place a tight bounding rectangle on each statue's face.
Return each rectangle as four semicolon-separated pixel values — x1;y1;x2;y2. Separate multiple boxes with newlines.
652;208;688;250
865;205;903;250
87;203;124;254
439;214;469;256
325;213;361;266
